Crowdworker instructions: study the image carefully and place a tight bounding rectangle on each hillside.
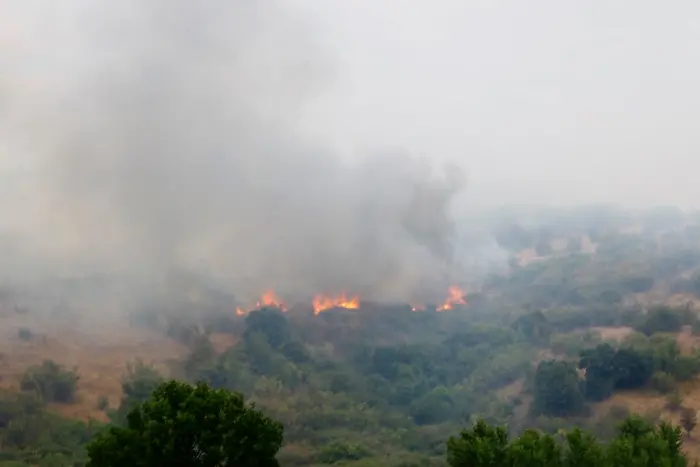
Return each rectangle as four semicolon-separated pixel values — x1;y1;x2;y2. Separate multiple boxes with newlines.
2;205;700;465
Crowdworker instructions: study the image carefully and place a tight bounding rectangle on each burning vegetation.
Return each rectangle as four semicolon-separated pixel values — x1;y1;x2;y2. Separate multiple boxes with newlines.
437;285;468;311
236;286;468;316
312;293;360;315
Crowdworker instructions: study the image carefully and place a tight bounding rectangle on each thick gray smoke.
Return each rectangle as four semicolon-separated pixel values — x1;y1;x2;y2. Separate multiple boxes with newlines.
0;1;468;307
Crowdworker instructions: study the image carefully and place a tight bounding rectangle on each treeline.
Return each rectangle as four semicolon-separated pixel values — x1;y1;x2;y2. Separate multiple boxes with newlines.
3;376;693;467
447;416;694;467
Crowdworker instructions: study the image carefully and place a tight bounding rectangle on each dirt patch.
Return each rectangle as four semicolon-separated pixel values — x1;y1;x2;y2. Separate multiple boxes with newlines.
209;332;238;354
676;326;700;354
592;381;700;461
497;379;525;400
590;326;635;342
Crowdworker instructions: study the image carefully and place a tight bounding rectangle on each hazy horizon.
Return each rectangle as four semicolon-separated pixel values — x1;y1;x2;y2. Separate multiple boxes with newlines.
288;1;700;209
0;1;698;303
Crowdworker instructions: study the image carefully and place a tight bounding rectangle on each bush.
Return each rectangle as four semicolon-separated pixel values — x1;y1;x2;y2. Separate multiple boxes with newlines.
550;331;600;357
666;391;684;411
315;441;372;464
96;395;109;411
532;360;585;417
672;355;700;381
20;360;79;403
636;307;687;336
86;380;283;467
650;372;676;394
17;328;32;341
110;360;163;424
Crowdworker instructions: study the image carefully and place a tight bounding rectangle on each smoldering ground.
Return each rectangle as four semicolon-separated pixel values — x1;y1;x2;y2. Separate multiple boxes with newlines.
0;1;484;310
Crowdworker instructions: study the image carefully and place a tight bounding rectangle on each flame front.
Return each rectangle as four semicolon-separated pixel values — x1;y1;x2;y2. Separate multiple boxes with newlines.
236;307;246;316
437;286;467;312
313;293;360;315
256;290;286;311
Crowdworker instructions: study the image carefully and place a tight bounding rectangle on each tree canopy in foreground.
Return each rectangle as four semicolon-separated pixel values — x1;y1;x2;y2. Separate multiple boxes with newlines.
447;416;693;467
85;380;283;467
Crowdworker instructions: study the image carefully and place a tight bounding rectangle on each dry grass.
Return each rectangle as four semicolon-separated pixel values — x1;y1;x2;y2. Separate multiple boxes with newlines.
209;332;239;354
591;383;700;459
590;326;635;342
0;311;189;421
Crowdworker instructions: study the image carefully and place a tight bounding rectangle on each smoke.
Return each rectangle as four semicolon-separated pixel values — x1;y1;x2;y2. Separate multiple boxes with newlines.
0;1;470;307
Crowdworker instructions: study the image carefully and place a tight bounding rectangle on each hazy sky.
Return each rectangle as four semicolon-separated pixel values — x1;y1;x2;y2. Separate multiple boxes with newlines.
3;1;699;208
289;1;700;208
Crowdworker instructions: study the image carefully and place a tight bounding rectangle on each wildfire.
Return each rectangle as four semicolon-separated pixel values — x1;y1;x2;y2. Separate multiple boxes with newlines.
313;293;360;315
235;290;286;317
256;290;286;311
233;286;466;318
437;286;467;312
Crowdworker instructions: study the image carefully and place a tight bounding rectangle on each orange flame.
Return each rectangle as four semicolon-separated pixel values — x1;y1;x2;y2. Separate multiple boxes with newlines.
256;290;286;311
437;286;467;312
411;304;426;312
235;307;247;316
313;293;360;315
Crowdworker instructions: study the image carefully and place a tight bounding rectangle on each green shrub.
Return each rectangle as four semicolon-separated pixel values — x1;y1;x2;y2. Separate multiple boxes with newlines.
96;395;109;411
315;441;372;464
20;360;79;403
650;372;676;394
17;328;33;341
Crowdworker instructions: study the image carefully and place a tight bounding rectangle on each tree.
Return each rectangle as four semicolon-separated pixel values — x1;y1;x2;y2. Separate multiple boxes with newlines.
20;360;79;404
446;419;509;467
579;344;654;402
532;360;585;417
446;416;690;467
636;306;685;336
512;311;552;344
86;380;283;467
244;308;290;350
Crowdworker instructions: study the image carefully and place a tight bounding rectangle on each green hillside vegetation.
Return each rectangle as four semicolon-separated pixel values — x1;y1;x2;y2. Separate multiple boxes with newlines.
3;206;700;465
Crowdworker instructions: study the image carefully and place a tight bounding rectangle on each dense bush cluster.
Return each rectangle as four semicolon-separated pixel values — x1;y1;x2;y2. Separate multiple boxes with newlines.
20;360;79;404
532;336;700;418
0;389;98;465
447;417;691;467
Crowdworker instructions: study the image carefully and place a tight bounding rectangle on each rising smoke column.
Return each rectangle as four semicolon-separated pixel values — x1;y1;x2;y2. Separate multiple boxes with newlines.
0;0;467;306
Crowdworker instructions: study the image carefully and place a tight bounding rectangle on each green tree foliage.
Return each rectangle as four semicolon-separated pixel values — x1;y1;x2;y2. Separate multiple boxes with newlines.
579;344;653;401
447;416;691;467
0;389;97;464
108;360;164;425
512;311;552;344
244;308;291;350
446;419;509;467
86;380;283;467
532;360;585;417
636;307;687;336
20;360;79;404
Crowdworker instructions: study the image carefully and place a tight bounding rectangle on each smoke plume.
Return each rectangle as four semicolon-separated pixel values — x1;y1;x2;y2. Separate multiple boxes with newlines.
0;1;468;307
